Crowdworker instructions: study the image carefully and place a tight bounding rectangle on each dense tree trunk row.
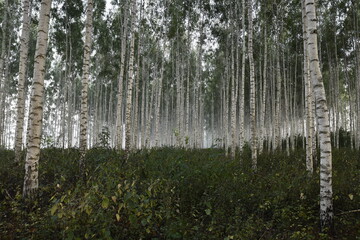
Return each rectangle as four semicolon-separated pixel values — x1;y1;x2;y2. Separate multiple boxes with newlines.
1;0;357;157
1;0;359;232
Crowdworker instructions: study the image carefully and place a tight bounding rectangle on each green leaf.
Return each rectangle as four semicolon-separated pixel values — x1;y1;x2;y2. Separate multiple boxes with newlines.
205;209;211;215
102;197;110;209
50;204;58;215
129;214;137;225
85;206;92;215
349;194;354;200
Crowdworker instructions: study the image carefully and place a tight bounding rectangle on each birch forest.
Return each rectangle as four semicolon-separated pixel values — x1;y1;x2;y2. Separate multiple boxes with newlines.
1;0;360;238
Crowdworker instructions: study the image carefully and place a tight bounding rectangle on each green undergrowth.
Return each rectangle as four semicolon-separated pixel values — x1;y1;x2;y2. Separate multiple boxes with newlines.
0;147;359;239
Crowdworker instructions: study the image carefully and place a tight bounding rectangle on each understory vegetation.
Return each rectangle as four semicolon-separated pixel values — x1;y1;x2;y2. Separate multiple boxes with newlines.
0;147;359;239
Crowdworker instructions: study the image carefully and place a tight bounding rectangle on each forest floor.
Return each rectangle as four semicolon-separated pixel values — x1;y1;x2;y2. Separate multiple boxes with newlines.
0;147;359;239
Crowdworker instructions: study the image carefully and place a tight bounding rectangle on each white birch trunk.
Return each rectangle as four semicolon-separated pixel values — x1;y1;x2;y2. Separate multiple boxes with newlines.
230;32;237;158
23;0;52;198
15;0;32;162
140;60;146;148
239;0;246;152
302;0;314;173
124;0;137;153
145;76;154;148
79;0;93;172
132;36;141;149
259;26;267;154
305;0;333;231
0;0;8;146
248;0;257;169
274;52;281;150
116;2;129;150
154;56;164;146
0;34;11;146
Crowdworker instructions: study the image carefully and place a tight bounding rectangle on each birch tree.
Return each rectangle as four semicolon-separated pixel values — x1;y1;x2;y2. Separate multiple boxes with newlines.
259;26;267;154
79;0;93;174
14;0;32;163
230;29;237;158
0;0;8;147
116;1;129;150
124;0;137;153
248;0;257;169
239;0;246;152
23;0;52;198
154;54;164;146
304;0;333;231
302;0;314;173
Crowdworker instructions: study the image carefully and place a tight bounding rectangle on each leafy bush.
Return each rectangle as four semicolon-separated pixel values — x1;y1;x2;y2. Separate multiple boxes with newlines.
0;147;359;239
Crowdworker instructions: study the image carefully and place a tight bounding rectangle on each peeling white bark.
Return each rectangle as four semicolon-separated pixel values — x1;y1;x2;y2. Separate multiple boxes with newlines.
23;0;52;198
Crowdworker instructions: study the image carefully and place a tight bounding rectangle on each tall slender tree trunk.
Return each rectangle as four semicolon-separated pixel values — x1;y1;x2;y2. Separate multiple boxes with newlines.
195;29;203;149
239;0;246;152
274;50;282;150
248;0;257;169
283;52;290;156
116;1;129;150
15;0;32;162
140;59;147;148
175;40;182;147
230;31;237;158
0;33;11;146
124;0;137;153
223;55;229;154
23;0;52;198
259;26;267;154
302;0;314;173
145;73;154;148
356;41;360;150
185;41;190;148
180;55;186;146
304;0;333;232
155;54;164;146
0;0;9;147
79;0;93;175
0;0;7;85
66;24;73;148
132;31;142;149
